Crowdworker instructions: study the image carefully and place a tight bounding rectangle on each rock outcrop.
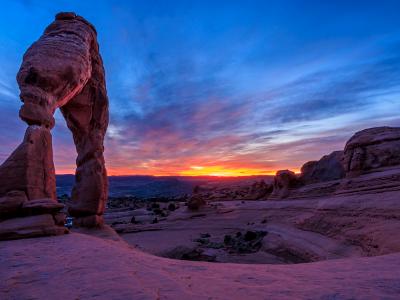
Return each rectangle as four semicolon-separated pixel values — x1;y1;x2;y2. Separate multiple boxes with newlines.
343;127;400;177
0;12;109;238
0;191;27;219
268;127;400;200
269;170;299;199
299;151;345;184
247;181;273;200
0;192;67;240
0;126;56;200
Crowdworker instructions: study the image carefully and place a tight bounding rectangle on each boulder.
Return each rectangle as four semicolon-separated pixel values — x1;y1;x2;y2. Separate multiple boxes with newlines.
343;127;400;177
0;214;67;240
299;151;345;184
247;181;273;200
270;170;299;199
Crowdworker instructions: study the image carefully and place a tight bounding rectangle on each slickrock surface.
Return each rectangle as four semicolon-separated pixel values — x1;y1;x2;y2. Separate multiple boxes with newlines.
1;230;399;300
118;187;400;264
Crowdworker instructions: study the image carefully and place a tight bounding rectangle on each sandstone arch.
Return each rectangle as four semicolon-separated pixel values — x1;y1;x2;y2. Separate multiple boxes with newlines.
0;12;108;231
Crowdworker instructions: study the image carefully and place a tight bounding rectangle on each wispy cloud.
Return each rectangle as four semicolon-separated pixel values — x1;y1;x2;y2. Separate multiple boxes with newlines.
1;1;400;175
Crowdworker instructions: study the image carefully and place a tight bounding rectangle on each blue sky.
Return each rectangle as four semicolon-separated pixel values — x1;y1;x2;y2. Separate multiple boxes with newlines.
0;0;400;175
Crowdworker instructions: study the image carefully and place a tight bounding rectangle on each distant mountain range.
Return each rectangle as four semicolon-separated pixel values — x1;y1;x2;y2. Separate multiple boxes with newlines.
56;175;272;199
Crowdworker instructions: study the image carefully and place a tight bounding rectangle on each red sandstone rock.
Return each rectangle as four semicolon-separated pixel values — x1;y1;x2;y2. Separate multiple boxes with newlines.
73;215;104;227
21;198;64;215
53;213;67;226
0;12;108;235
17;13;95;128
299;151;345;184
343;127;400;177
11;12;109;225
0;126;56;200
0;191;27;219
0;214;67;240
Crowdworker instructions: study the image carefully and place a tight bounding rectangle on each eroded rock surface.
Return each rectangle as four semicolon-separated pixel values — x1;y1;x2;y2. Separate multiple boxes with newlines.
0;191;27;219
0;191;66;240
0;12;109;236
0;126;55;200
343;127;400;177
17;12;109;224
0;214;67;240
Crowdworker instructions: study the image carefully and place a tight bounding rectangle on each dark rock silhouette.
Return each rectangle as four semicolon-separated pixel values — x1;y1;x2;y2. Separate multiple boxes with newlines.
343;127;400;177
270;170;299;199
187;185;207;210
299;151;345;184
248;181;272;199
0;191;27;219
0;12;109;238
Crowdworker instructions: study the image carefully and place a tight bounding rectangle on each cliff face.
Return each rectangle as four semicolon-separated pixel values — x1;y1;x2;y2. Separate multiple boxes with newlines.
343;127;400;177
267;127;400;200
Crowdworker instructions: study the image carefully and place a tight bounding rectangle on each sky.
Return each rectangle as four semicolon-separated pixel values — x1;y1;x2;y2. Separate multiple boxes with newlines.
0;0;400;176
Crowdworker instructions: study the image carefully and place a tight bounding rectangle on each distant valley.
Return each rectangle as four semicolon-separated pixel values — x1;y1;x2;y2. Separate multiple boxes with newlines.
56;175;273;199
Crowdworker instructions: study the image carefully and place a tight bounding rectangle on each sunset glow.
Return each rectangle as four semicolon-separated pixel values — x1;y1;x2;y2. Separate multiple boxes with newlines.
56;164;299;177
1;1;400;176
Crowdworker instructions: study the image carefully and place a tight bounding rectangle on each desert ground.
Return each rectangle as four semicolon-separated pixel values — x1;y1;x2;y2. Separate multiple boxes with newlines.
2;165;400;299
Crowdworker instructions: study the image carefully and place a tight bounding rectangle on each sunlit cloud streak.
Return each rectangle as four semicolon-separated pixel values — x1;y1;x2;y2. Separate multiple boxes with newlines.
1;1;400;176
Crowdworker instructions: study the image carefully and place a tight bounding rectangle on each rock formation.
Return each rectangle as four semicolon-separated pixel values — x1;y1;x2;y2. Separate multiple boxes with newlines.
267;127;400;200
269;170;299;199
343;127;400;177
299;151;345;184
247;180;272;200
0;126;56;199
0;12;109;239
